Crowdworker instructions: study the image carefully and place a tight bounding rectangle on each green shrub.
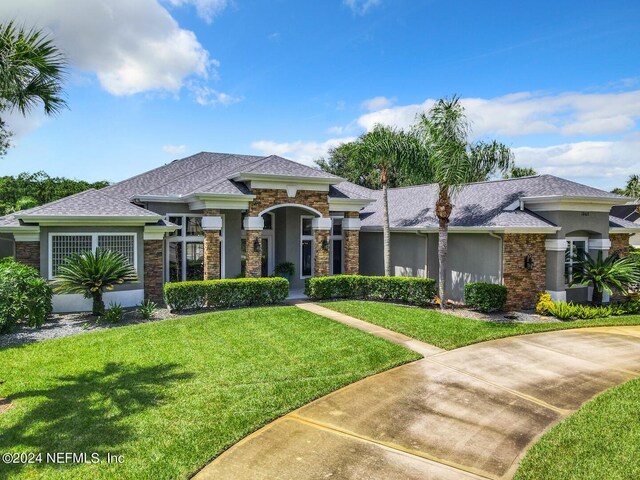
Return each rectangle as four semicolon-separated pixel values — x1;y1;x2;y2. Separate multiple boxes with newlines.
464;283;508;312
101;303;124;323
137;299;158;320
305;275;437;306
164;277;289;311
0;258;52;333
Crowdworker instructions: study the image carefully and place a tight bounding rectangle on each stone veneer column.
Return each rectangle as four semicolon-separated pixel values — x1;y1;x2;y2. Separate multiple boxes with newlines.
502;234;547;310
244;216;264;278
342;212;361;275
143;239;164;304
610;233;631;257
608;234;631;302
202;209;222;280
312;218;332;277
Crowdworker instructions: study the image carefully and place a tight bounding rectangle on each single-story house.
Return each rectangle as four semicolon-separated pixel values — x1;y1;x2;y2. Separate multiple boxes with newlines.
0;152;638;311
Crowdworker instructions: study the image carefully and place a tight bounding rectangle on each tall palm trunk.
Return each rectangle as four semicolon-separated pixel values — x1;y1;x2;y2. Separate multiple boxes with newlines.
436;187;452;309
592;288;603;306
381;167;391;276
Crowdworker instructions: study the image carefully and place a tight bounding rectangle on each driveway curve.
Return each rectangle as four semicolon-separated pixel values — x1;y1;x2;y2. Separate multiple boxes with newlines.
195;325;640;480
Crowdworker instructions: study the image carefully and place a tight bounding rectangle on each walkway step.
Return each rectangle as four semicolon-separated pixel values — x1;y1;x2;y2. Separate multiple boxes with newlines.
295;302;445;357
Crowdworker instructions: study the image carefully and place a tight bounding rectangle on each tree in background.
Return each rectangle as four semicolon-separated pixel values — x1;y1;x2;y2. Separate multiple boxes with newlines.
0;21;67;157
611;174;640;198
0;171;109;215
412;97;512;308
316;140;412;189
504;166;537;178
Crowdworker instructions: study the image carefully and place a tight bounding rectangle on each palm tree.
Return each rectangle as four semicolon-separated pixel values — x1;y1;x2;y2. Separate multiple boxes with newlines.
611;174;640;199
0;21;67;116
53;249;137;316
570;251;640;305
358;125;415;276
413;97;512;308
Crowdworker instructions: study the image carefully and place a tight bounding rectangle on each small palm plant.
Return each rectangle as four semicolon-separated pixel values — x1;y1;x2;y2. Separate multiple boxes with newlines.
53;249;137;316
570;251;640;305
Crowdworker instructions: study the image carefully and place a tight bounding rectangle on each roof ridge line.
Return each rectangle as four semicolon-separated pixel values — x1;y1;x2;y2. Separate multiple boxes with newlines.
141;153;241;196
20;188;98;215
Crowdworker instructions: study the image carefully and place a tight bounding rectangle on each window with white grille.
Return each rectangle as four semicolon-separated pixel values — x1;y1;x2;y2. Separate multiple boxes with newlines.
98;235;135;266
49;233;137;279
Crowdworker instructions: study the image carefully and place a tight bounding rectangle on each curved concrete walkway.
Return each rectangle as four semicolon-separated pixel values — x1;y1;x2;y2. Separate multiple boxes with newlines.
195;321;640;480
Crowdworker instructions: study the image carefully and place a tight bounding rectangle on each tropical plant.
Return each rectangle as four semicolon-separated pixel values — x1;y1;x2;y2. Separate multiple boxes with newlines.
357;125;416;276
569;251;640;305
53;249;137;316
412;97;512;308
102;303;124;324
137;299;158;320
0;21;67;116
274;261;295;279
611;174;640;198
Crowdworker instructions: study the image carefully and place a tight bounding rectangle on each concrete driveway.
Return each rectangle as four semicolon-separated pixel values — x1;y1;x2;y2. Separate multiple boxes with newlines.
195;326;640;480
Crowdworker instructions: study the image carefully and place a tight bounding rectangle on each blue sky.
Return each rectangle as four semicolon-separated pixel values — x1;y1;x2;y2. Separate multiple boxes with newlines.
1;0;639;190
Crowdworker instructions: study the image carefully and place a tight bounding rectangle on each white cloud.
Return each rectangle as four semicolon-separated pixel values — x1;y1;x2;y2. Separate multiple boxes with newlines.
251;137;356;166
356;90;640;138
361;96;395;112
512;134;640;188
166;0;229;23
0;0;217;96
191;85;243;106
162;144;187;155
344;0;381;15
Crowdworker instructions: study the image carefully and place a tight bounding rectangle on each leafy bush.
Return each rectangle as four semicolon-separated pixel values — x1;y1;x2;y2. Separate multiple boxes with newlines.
536;293;554;315
164;277;289;311
464;283;508;312
547;301;579;321
101;303;124;323
543;301;632;321
0;258;52;333
304;275;437;306
137;299;158;320
274;262;295;279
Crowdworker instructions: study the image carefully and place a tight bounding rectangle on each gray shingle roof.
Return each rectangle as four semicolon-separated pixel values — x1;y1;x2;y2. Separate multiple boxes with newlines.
104;152;342;200
16;189;159;218
611;205;640;222
609;215;640;231
361;175;628;230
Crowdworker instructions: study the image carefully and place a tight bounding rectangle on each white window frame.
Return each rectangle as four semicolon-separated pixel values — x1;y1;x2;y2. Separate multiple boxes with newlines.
166;214;227;282
300;215;314;279
329;214;344;275
565;236;589;287
48;232;137;280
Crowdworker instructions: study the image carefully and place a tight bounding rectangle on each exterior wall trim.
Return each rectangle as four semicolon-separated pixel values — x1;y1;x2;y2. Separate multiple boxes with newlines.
589;238;612;250
258;203;324;218
545;239;568;251
342;218;362;230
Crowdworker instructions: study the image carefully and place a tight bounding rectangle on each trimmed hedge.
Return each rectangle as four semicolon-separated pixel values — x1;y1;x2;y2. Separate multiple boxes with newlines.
464;282;508;312
164;277;289;311
0;258;52;333
305;275;437;306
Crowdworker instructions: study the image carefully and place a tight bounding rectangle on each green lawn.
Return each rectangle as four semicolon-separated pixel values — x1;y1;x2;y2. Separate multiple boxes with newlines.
0;306;419;479
515;377;640;479
322;300;640;349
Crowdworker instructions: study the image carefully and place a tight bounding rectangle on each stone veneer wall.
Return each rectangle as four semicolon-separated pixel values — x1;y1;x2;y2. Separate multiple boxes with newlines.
144;240;164;304
15;241;40;271
248;189;330;216
343;211;360;275
502;234;547;310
